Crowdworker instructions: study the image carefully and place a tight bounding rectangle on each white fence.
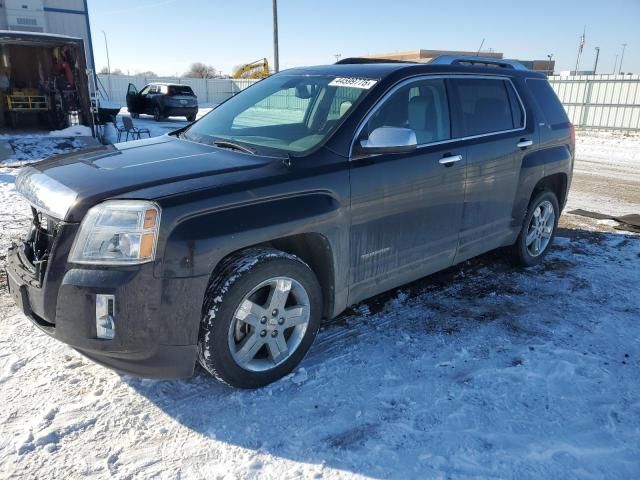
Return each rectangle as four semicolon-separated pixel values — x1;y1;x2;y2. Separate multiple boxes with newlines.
97;74;258;107
97;73;640;131
548;75;640;131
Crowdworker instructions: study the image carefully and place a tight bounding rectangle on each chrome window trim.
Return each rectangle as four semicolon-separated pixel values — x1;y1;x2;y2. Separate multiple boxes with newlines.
349;74;527;159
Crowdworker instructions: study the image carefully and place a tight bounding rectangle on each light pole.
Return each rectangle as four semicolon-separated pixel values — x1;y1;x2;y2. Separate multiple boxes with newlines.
593;47;600;74
618;43;627;74
334;53;342;63
546;53;554;76
102;30;112;99
102;30;111;74
272;0;279;73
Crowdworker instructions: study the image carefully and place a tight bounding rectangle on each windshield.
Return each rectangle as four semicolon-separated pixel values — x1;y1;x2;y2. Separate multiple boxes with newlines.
183;74;376;155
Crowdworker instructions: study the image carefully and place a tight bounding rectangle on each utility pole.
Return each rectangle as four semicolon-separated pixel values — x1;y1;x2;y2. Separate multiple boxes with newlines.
593;47;600;74
618;43;627;74
272;0;279;73
476;38;485;56
334;53;342;63
547;53;554;76
613;54;619;75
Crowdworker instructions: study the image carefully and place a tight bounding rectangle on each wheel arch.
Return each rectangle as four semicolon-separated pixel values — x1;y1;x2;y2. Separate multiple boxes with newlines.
531;172;568;209
205;232;336;321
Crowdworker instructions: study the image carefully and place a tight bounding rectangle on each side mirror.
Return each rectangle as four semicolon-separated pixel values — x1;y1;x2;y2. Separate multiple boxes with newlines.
358;127;417;155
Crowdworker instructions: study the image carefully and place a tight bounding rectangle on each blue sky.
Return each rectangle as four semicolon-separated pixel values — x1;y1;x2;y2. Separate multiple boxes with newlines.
87;0;639;76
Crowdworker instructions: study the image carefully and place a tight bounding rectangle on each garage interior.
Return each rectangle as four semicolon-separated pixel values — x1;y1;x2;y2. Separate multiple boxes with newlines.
0;32;92;133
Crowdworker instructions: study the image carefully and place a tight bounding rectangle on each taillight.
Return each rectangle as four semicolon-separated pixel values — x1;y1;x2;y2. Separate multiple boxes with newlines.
569;122;575;153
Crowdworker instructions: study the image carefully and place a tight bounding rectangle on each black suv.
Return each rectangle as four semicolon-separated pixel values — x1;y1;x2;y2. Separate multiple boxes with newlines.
126;82;198;122
6;56;574;388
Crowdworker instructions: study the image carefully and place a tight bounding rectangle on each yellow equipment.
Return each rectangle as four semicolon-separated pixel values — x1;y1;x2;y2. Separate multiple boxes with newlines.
7;89;49;111
233;58;271;79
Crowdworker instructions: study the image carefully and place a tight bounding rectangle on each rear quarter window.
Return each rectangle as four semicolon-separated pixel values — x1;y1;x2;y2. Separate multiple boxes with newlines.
168;86;195;96
526;79;568;126
449;78;518;137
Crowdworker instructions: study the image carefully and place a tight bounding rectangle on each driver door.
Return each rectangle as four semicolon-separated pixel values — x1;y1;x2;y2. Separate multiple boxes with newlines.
348;77;467;303
126;83;143;115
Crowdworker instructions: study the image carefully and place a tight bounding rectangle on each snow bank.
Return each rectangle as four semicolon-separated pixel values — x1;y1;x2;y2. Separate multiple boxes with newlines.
48;125;93;137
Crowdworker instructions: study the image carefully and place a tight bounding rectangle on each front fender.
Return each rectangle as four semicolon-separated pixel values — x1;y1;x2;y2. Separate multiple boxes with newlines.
161;191;344;279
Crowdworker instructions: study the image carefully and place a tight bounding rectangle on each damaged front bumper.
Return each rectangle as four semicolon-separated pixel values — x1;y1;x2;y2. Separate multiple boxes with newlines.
4;217;202;379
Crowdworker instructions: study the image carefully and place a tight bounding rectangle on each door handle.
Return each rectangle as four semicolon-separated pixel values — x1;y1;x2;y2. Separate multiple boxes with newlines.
439;154;463;166
517;139;533;149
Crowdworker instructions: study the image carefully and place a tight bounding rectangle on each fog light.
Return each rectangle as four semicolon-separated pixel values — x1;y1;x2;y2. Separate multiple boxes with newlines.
96;294;115;340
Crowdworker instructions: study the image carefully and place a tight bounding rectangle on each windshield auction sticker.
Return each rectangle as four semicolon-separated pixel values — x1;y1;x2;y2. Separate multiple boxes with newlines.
329;77;378;89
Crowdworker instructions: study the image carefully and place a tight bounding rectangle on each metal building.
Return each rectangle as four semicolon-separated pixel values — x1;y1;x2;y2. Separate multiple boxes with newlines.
0;0;94;71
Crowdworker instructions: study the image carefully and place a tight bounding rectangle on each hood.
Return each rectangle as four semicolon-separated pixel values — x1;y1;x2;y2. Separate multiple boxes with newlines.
16;136;274;222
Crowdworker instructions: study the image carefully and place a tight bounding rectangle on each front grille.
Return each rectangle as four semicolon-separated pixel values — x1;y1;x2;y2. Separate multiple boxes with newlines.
20;207;61;284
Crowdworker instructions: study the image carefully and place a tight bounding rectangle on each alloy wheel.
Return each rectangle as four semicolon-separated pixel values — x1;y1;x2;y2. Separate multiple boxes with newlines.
525;200;555;257
228;276;310;372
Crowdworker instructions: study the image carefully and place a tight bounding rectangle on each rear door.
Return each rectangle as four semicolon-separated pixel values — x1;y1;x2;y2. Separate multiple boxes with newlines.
447;76;530;263
349;77;467;303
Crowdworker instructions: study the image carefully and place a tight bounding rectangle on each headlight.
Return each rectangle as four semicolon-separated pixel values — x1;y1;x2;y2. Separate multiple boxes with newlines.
69;200;161;265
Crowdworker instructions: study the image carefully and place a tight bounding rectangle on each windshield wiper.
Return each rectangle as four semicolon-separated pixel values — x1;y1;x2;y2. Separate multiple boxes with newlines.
213;140;256;155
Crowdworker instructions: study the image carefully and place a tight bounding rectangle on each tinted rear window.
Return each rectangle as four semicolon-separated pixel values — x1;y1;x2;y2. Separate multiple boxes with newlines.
526;79;568;125
450;78;516;136
168;85;195;96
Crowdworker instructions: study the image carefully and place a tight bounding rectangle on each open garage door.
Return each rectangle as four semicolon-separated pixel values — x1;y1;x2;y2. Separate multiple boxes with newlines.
0;30;93;135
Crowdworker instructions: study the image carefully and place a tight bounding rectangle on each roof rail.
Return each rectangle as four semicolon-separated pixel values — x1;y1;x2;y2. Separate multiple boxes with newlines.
429;55;528;71
335;57;418;65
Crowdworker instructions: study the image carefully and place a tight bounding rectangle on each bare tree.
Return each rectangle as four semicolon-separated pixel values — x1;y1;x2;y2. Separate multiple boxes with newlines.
184;62;217;79
138;71;158;78
98;66;124;75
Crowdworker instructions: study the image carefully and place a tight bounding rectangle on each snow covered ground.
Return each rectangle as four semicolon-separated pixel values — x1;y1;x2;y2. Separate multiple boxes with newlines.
0;130;639;479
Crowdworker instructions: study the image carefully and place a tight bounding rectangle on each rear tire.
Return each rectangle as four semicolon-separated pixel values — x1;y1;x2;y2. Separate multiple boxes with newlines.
511;190;559;267
197;248;322;389
153;106;162;122
186;115;196;122
131;113;139;119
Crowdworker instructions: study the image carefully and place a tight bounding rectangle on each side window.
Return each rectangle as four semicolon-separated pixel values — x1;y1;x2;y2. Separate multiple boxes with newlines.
526;79;569;126
139;86;151;96
505;82;524;128
450;78;515;136
363;78;451;145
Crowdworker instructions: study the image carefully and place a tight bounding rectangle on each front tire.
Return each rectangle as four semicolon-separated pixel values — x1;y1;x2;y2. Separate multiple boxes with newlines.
512;190;560;266
153;106;162;122
197;248;322;389
186;115;196;122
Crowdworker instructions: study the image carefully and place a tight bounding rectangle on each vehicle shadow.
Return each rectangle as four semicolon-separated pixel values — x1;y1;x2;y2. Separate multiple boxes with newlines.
124;226;637;478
